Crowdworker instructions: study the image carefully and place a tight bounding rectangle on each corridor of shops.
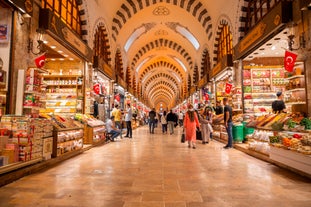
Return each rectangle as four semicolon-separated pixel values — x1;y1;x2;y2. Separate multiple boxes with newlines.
0;125;310;207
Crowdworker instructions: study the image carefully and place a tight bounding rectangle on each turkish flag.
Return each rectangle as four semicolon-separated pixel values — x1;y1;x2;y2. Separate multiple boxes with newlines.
93;83;100;94
34;54;46;68
225;83;233;94
114;94;120;102
284;50;298;72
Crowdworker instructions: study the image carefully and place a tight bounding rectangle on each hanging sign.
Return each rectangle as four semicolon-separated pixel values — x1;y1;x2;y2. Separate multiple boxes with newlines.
225;83;233;94
284;50;298;72
34;53;46;68
93;83;100;94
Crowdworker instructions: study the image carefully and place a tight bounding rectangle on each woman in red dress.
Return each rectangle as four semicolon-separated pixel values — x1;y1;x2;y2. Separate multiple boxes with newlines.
183;104;200;149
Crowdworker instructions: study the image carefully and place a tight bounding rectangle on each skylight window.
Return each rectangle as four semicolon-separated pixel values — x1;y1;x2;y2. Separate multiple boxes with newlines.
173;57;187;72
136;57;151;73
176;25;200;50
124;26;146;52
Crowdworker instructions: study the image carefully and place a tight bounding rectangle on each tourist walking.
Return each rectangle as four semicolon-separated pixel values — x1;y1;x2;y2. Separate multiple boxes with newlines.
167;109;177;135
124;103;132;138
161;111;168;134
183;104;200;149
149;108;157;134
199;106;213;144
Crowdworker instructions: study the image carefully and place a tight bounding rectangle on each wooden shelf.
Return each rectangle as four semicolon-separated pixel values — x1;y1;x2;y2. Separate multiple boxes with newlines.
286;75;304;80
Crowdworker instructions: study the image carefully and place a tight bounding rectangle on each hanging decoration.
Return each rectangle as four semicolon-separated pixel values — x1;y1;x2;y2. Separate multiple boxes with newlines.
93;83;100;94
34;53;46;68
225;82;233;94
284;50;298;72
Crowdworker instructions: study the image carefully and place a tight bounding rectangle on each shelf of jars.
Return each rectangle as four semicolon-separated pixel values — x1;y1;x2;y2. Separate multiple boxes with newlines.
41;75;83;114
23;68;48;117
283;63;307;113
243;66;287;113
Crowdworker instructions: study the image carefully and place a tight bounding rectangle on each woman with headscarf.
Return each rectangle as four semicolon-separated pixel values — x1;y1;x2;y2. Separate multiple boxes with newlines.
183;104;200;149
199;106;213;144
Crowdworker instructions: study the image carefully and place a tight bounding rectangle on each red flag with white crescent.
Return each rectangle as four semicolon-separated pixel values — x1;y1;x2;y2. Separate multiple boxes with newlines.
284;50;297;72
34;53;46;68
93;83;100;94
225;83;233;94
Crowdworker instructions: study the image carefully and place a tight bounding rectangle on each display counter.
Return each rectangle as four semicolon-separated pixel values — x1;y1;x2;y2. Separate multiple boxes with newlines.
52;127;84;158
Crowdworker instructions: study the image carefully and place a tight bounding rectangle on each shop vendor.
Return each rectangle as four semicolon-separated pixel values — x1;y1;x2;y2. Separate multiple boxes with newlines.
272;91;286;113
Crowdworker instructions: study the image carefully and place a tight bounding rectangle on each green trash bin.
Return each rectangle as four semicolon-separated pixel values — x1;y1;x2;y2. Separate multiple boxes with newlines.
232;124;244;143
243;121;255;139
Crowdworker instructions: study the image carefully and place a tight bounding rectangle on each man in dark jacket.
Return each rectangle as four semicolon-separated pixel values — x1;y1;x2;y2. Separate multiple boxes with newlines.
166;110;177;135
149;108;157;134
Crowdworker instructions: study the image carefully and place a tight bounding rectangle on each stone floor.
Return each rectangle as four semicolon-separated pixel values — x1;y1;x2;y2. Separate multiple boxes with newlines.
0;125;310;207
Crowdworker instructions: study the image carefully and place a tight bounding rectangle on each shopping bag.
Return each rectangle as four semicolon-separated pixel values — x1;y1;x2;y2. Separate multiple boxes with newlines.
196;129;202;140
181;133;185;143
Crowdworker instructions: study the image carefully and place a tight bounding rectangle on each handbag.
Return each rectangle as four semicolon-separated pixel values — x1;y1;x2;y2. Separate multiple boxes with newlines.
196;128;202;140
181;133;185;143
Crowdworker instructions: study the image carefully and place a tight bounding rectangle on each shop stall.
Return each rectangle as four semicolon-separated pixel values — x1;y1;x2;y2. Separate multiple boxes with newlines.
232;1;310;176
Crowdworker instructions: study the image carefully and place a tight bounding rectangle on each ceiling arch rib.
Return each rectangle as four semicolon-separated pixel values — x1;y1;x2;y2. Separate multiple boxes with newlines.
145;80;177;98
111;0;213;41
150;92;172;106
144;72;179;91
131;38;193;70
144;76;178;96
150;90;173;102
139;61;184;82
148;85;175;100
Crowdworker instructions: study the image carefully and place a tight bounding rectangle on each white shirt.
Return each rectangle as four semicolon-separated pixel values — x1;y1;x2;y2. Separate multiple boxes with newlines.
125;107;132;121
178;112;184;119
106;119;113;132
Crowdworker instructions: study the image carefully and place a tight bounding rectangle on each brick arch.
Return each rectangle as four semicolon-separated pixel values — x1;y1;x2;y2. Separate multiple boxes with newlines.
151;92;172;105
111;0;213;41
132;38;193;70
139;61;184;82
145;80;177;98
144;73;179;93
148;85;175;100
212;18;232;66
92;21;112;66
115;49;124;80
150;88;174;100
200;48;211;80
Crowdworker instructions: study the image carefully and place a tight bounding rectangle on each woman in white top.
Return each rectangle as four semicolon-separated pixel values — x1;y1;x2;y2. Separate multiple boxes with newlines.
161;111;168;134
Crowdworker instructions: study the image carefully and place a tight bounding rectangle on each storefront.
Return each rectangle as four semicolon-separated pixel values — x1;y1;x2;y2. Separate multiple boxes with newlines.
209;55;236;109
232;1;311;176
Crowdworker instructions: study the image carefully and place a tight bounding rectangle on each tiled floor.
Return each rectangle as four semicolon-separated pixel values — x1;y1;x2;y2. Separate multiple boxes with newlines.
0;125;310;207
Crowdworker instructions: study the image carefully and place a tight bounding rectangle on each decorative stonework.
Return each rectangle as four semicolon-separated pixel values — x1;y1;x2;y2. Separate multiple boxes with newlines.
155;29;168;36
153;6;170;16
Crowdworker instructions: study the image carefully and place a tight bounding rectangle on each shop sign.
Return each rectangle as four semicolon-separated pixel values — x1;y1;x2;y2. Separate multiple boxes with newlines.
93;56;115;80
39;9;93;62
234;1;292;60
6;0;33;16
198;75;207;88
210;54;233;78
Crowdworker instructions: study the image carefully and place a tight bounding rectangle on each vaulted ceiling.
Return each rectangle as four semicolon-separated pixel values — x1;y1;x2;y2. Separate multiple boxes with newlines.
98;0;220;109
